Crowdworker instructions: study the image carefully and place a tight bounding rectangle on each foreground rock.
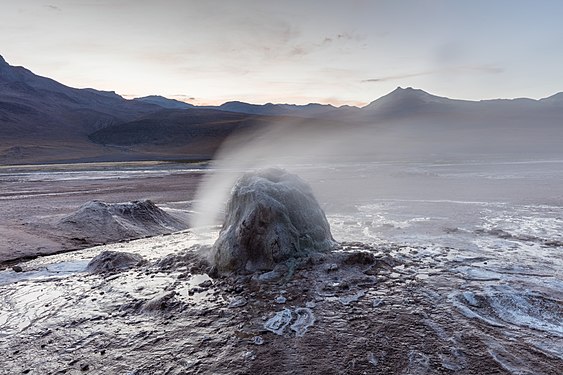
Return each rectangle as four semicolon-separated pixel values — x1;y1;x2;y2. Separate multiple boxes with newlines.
211;168;335;273
86;250;145;273
2;238;559;374
59;200;186;244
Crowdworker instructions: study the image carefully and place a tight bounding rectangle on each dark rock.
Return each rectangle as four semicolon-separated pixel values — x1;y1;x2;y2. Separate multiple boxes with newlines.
234;285;244;294
12;265;23;272
156;245;210;271
198;280;213;288
344;251;376;265
207;266;219;278
211;168;335;273
86;251;145;273
141;292;179;313
256;263;287;282
228;296;248;308
324;263;339;272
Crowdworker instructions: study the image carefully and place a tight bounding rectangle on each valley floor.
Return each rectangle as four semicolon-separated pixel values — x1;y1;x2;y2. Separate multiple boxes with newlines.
0;161;204;265
0;158;561;374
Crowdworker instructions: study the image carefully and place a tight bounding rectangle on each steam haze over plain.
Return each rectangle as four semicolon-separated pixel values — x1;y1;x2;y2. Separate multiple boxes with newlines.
191;87;563;229
1;0;563;105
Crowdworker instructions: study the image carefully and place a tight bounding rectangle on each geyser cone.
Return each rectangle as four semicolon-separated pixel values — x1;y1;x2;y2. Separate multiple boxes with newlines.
211;168;335;272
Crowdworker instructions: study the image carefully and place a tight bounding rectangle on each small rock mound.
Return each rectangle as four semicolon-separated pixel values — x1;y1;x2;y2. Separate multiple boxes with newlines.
211;168;335;273
59;200;186;243
86;250;145;273
140;292;185;314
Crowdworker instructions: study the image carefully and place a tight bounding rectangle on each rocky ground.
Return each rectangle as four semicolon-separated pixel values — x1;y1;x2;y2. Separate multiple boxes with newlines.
1;161;562;374
1;234;560;374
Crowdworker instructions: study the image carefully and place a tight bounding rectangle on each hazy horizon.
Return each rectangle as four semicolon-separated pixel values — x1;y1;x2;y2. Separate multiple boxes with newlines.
2;1;563;106
2;54;561;108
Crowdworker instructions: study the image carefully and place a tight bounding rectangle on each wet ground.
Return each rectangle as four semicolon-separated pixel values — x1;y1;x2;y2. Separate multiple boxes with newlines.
0;161;204;263
0;225;561;374
0;159;562;374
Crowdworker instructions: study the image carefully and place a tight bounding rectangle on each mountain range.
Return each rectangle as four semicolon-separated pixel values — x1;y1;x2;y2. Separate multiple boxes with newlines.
1;55;562;164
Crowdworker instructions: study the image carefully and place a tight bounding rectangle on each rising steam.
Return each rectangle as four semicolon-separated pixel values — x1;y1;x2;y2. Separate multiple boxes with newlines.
190;117;357;230
191;98;557;232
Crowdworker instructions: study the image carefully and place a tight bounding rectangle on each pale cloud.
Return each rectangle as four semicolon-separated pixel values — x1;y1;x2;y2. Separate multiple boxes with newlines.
0;1;560;103
465;65;504;74
362;65;504;83
323;32;365;44
362;72;432;83
170;94;196;101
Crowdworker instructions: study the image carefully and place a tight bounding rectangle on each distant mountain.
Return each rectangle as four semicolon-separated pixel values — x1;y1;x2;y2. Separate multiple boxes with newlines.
348;87;563;162
2;54;563;164
133;95;194;109
360;87;468;117
0;55;158;136
355;86;563;127
89;108;263;147
214;101;337;118
87;108;336;161
540;92;563;106
0;54;164;163
202;87;563;119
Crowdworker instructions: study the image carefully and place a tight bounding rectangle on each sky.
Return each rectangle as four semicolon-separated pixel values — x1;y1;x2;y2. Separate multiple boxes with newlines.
1;0;562;106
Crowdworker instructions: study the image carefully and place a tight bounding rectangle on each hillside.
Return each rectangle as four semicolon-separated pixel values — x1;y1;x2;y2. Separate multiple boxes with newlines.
1;55;563;164
0;55;160;163
88;108;278;159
